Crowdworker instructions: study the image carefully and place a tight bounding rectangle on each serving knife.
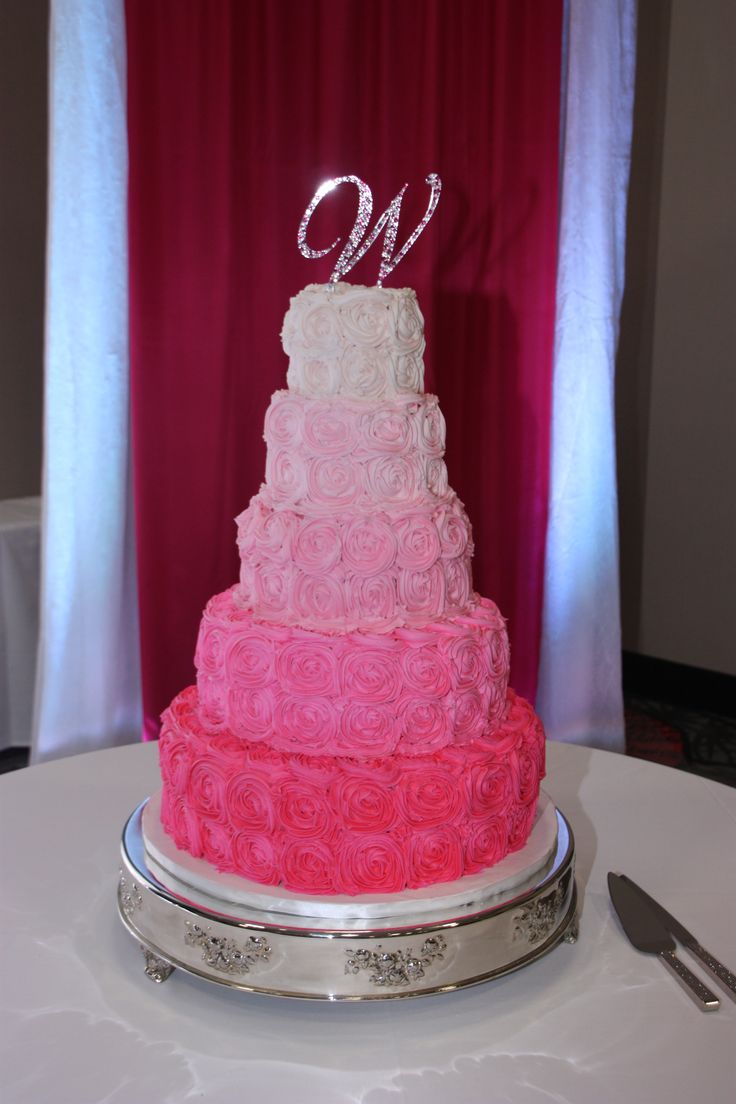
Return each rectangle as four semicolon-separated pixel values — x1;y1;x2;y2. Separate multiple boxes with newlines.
607;873;720;1010
620;873;736;1000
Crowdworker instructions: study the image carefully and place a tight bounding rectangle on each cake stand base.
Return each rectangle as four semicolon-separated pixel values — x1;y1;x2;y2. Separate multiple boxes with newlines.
116;799;573;1006
117;798;577;1001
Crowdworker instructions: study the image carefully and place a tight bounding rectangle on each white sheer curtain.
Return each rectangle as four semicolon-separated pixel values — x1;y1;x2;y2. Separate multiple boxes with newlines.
537;0;637;750
32;0;141;762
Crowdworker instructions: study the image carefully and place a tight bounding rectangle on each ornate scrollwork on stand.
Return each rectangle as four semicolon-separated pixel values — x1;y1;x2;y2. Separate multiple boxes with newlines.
345;934;447;988
184;922;272;976
118;873;143;918
512;870;572;945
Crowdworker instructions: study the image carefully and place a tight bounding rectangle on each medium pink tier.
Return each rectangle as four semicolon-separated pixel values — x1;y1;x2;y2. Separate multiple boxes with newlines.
160;685;545;895
196;586;509;757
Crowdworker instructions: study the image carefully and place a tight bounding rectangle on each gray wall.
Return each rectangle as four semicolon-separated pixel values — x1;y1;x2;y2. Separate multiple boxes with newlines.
0;0;47;499
617;0;736;676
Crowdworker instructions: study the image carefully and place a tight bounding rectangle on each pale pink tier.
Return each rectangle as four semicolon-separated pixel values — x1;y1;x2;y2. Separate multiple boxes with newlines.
196;586;509;758
262;391;449;513
159;684;545;895
235;495;472;631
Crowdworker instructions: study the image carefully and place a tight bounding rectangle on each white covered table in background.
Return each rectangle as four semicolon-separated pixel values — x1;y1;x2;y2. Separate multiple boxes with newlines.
0;496;40;750
1;741;735;1103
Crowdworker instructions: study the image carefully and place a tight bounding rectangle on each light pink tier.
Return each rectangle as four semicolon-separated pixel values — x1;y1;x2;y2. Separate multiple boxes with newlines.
262;391;450;512
196;586;509;758
235;496;473;631
159;685;545;895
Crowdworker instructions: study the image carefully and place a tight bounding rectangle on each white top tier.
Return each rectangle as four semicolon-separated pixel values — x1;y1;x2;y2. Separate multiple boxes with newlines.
282;282;426;400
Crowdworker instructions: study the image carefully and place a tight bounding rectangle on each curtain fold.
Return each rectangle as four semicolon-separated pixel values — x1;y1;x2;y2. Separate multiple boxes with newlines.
536;0;636;749
32;0;141;762
125;0;563;739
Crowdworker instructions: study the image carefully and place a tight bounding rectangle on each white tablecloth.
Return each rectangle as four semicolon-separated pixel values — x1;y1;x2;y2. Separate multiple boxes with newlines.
0;496;40;749
1;741;735;1103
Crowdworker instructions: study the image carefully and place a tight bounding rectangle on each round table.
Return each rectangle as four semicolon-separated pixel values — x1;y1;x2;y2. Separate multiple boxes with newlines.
1;741;734;1103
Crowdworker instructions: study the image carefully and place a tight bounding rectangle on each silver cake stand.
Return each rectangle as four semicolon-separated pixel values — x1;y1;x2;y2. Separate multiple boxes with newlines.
117;798;578;1000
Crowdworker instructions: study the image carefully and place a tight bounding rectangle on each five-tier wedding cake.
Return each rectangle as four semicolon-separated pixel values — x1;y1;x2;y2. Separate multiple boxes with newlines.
157;281;545;897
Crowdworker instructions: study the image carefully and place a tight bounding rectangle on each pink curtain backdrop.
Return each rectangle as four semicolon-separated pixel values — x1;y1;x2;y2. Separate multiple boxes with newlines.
125;0;562;740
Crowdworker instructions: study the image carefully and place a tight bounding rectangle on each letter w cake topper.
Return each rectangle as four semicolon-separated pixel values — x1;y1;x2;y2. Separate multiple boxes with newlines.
298;174;442;286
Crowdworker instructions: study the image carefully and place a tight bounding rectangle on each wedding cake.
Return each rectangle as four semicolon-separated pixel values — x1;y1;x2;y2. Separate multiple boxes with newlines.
157;281;545;896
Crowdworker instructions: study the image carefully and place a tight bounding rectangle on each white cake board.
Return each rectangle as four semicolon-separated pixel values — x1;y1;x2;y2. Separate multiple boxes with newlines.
142;790;558;922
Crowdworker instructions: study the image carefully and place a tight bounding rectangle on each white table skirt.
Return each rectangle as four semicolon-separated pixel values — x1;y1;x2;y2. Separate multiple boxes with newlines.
0;496;41;749
1;741;735;1103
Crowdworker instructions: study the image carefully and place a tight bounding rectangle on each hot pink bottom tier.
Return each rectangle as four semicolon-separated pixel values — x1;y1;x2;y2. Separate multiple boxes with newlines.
159;685;546;896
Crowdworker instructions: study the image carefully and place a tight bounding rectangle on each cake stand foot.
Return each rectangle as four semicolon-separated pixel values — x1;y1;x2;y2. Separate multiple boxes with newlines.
141;947;175;983
562;907;579;945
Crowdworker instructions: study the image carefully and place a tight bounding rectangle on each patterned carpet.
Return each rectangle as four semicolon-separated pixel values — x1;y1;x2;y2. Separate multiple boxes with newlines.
624;696;736;787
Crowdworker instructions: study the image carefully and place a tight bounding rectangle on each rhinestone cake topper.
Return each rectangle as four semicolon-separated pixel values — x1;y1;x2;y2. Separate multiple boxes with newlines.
298;173;442;286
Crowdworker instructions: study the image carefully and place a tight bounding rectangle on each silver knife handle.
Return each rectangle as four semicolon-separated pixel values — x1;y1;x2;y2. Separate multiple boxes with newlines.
690;945;736;998
659;950;720;1010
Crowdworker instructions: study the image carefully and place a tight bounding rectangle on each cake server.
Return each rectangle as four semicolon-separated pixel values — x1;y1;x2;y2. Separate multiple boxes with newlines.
607;873;720;1010
620;874;736;999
